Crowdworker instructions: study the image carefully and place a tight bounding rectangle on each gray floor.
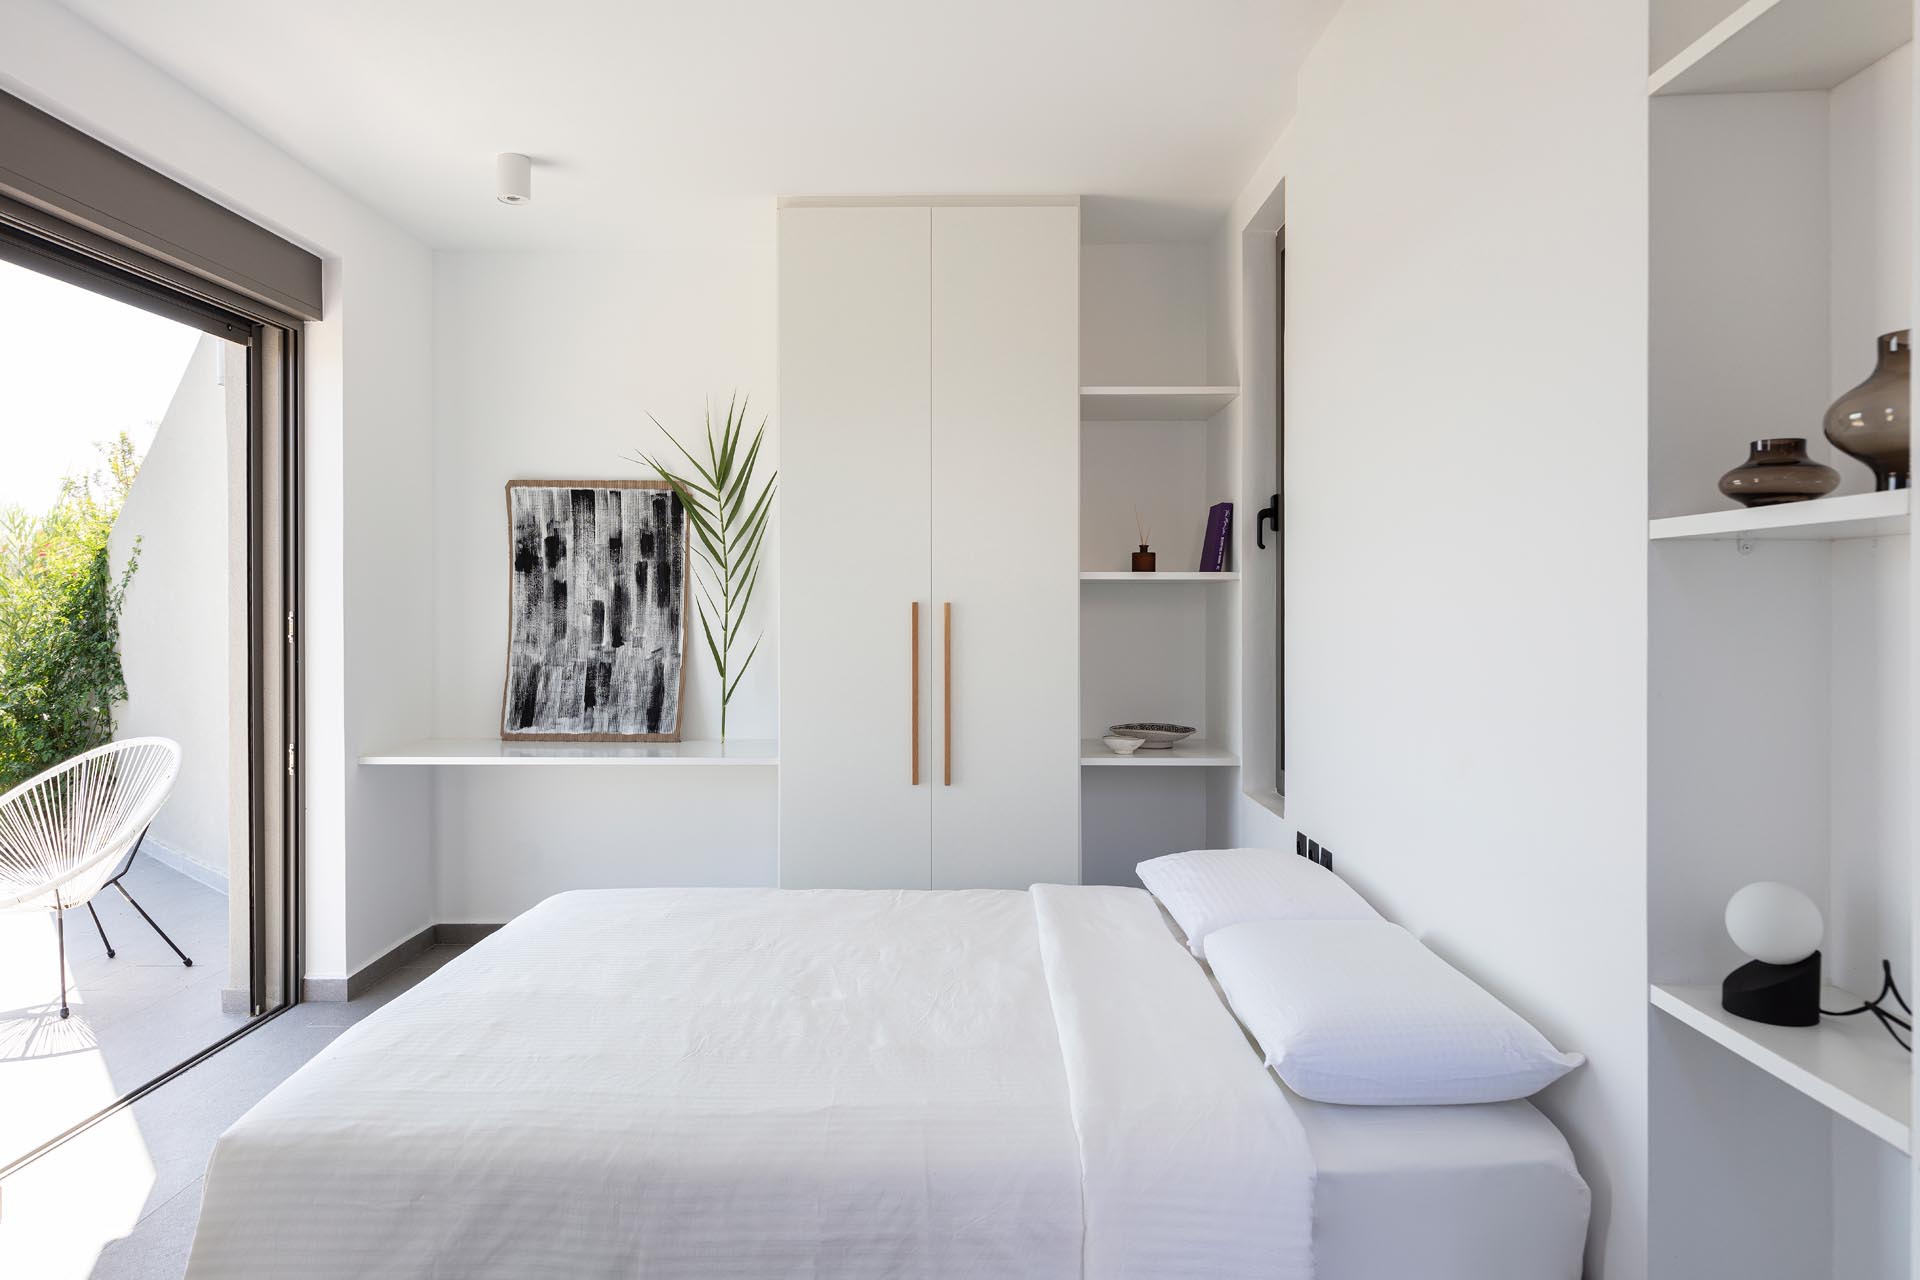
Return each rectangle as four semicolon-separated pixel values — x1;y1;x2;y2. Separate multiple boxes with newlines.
0;943;467;1280
0;858;245;1167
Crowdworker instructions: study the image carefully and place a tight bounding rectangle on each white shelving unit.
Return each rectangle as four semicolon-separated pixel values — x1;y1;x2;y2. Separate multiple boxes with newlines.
361;738;778;766
1651;0;1912;96
1080;570;1239;582
1076;242;1243;888
1649;491;1910;542
1079;386;1239;421
1646;3;1916;1270
1651;983;1911;1153
1080;739;1238;767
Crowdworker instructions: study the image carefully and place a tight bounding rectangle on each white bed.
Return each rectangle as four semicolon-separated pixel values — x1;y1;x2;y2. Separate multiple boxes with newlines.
185;885;1586;1279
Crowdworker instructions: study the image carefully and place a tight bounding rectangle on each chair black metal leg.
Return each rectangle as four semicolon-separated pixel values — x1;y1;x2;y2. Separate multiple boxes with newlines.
87;901;116;958
55;904;70;1019
110;880;192;967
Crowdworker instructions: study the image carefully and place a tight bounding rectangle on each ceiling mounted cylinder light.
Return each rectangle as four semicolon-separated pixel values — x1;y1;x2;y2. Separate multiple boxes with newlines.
496;152;532;205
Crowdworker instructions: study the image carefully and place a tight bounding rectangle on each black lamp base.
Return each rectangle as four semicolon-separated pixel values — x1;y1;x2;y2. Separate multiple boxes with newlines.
1722;951;1821;1027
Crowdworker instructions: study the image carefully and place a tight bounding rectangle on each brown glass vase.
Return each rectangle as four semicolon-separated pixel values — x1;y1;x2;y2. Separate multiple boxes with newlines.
1824;330;1910;491
1130;544;1156;572
1717;438;1839;507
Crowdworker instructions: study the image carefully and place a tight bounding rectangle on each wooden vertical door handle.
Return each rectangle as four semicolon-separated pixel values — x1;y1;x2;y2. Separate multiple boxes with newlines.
943;602;952;786
911;602;921;785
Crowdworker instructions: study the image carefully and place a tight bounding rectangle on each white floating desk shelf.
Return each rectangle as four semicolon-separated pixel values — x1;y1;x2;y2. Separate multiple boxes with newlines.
1080;739;1238;767
1651;983;1911;1153
1650;0;1913;96
1648;491;1909;543
1080;386;1240;422
1080;571;1239;582
360;738;779;767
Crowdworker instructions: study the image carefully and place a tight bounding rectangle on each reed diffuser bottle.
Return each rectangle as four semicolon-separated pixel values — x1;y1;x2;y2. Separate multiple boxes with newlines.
1130;505;1156;572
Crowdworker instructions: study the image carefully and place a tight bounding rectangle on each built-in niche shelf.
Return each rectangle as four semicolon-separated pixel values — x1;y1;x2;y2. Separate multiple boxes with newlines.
1648;490;1910;543
1650;0;1913;96
1079;386;1240;421
1651;982;1912;1153
1079;739;1237;767
1080;571;1239;582
360;738;779;767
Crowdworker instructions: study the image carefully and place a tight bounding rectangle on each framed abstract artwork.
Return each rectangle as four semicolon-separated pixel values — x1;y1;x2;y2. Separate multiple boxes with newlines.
501;480;689;741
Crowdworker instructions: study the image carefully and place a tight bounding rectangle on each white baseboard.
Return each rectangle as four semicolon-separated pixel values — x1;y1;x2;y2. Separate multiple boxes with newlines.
139;837;229;895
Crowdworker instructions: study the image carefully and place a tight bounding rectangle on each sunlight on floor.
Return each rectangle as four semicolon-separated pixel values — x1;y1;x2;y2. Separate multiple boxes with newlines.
0;859;244;1277
0;911;129;1158
1;859;243;1156
0;1106;157;1280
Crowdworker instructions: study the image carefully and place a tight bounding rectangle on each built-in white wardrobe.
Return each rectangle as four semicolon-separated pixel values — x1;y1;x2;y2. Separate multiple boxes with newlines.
777;199;1081;889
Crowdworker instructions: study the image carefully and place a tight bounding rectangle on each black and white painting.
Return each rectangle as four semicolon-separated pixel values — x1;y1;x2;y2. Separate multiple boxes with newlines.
502;480;687;741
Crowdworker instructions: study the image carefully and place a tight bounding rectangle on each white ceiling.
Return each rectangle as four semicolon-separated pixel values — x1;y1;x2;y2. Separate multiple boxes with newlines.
58;0;1336;249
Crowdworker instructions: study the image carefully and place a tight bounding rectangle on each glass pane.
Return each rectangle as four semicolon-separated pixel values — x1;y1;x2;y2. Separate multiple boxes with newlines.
0;257;262;1165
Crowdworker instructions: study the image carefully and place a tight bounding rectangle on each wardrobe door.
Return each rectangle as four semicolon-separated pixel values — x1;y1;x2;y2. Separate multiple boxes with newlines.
778;205;933;888
929;204;1081;888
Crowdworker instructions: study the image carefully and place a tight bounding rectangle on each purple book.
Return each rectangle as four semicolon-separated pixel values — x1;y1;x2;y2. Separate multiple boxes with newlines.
1199;502;1233;572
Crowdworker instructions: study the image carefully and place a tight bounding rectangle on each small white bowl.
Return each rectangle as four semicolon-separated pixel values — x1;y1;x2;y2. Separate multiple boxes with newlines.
1101;734;1145;756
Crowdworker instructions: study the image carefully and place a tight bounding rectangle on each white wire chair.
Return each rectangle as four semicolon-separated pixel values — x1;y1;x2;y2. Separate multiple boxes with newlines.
0;737;187;1018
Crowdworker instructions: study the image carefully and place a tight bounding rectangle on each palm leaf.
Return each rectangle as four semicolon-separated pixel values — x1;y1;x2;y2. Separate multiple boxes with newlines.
640;393;774;741
636;451;718;503
729;484;777;575
724;634;763;703
717;394;743;485
696;599;724;680
650;414;721;491
725;423;766;512
729;561;762;630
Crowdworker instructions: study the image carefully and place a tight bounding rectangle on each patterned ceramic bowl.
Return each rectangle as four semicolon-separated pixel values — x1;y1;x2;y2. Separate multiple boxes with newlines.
1107;722;1195;749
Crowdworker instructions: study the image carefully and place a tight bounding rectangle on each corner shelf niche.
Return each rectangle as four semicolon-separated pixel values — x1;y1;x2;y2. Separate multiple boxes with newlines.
1077;240;1243;890
1651;983;1910;1153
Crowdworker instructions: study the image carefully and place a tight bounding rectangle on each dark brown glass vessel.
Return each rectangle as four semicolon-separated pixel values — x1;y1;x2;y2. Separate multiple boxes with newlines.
1130;544;1156;572
1824;329;1911;491
1717;438;1840;507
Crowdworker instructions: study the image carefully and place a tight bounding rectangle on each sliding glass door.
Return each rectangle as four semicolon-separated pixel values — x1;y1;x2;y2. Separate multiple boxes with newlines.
0;219;301;1170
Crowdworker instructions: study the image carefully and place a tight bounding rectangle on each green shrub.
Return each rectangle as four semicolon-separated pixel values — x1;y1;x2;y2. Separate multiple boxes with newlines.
0;435;140;792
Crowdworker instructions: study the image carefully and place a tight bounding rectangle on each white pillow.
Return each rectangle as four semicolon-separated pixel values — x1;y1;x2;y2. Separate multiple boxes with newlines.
1136;848;1379;958
1205;919;1584;1105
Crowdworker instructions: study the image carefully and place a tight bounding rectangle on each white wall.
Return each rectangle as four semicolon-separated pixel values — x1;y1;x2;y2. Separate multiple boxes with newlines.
111;336;244;891
1219;2;1651;1274
430;230;779;921
1832;44;1916;398
0;0;438;982
1650;92;1837;517
1080;242;1212;386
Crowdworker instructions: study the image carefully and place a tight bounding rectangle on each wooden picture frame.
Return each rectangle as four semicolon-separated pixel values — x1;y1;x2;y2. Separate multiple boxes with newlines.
500;479;690;742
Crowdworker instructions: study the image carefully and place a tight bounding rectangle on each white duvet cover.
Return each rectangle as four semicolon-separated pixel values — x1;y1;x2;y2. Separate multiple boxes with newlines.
186;886;1313;1280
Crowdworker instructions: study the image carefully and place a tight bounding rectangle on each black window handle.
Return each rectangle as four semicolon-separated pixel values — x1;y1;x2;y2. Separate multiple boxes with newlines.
1256;493;1280;550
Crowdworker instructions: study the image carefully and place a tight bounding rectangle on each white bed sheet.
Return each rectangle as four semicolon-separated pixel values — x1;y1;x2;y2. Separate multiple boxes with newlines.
185;886;1314;1280
1033;884;1314;1278
1290;1084;1590;1279
1165;899;1590;1279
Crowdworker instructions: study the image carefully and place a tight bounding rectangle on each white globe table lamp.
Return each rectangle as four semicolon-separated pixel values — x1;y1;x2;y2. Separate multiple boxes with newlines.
1721;881;1822;1027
